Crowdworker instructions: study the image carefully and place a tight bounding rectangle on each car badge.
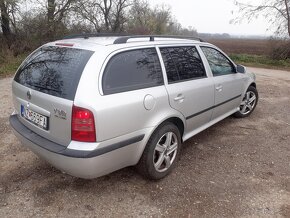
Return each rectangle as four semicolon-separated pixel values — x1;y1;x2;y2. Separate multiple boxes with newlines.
54;108;67;120
27;90;32;100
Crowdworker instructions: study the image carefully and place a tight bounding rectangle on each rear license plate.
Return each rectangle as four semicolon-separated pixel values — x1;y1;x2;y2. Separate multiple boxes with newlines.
21;105;48;130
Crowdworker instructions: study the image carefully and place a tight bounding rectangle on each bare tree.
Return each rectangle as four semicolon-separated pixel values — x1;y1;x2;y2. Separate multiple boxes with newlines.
75;0;130;32
0;0;199;52
74;1;102;32
0;0;11;46
233;0;290;37
98;0;112;31
128;0;186;35
46;0;77;39
152;5;171;34
127;0;151;33
0;0;18;47
111;0;129;32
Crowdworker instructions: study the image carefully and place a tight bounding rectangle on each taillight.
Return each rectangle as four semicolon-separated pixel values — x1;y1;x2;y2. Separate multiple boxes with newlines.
72;106;96;142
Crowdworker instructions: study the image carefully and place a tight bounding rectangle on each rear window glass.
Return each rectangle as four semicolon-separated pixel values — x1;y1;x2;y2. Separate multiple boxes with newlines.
102;48;163;95
14;46;94;100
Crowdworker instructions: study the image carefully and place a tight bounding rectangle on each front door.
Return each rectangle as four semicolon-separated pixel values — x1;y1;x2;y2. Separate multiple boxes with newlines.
200;46;245;120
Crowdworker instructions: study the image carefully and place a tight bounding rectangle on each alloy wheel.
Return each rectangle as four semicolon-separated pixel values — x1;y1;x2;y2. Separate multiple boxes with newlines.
239;91;257;115
153;132;178;173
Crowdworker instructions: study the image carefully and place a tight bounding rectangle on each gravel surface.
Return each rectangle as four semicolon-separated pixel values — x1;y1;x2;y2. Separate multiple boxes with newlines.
1;67;290;217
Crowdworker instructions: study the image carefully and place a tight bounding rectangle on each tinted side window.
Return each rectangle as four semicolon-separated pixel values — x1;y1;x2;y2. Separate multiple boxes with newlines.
102;48;163;95
201;47;235;76
160;46;206;83
159;48;179;82
14;46;94;100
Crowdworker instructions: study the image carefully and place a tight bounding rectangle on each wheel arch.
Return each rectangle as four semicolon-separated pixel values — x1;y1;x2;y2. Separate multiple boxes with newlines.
136;115;186;164
136;116;185;179
249;82;256;88
160;117;185;141
146;112;186;144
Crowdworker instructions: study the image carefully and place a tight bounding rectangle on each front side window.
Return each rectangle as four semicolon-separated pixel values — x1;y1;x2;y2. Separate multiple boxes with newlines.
160;46;206;83
201;47;236;76
102;48;163;95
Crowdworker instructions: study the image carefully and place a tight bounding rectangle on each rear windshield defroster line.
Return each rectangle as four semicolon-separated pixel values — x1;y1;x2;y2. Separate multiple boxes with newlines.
14;46;94;100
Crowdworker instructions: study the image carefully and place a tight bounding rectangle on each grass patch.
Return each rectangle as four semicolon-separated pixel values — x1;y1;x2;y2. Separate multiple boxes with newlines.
230;54;290;71
0;52;27;78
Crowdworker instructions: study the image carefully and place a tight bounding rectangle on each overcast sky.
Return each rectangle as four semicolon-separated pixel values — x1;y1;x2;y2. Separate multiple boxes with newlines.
148;0;272;36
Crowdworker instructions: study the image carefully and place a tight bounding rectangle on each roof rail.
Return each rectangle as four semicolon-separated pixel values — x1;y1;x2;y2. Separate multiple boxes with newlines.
62;33;204;44
62;33;127;40
113;35;204;44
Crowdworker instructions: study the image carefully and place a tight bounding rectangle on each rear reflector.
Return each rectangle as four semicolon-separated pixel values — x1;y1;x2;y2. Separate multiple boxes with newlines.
72;106;96;142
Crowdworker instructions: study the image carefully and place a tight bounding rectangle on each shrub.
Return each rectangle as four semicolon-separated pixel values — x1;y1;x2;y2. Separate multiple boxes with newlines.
268;39;290;60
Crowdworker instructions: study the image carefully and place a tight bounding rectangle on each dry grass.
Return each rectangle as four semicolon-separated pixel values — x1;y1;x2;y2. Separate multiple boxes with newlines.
207;38;290;71
207;38;270;55
0;50;27;78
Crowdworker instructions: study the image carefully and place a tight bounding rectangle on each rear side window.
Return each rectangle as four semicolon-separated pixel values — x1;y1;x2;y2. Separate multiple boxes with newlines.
160;46;206;83
102;48;163;95
14;46;94;100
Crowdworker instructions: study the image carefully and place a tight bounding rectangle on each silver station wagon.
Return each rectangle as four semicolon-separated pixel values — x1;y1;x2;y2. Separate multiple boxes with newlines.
10;35;258;180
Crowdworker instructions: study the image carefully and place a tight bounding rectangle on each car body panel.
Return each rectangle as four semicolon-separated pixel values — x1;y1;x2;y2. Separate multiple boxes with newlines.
12;81;73;146
10;119;151;179
211;74;244;120
163;79;215;135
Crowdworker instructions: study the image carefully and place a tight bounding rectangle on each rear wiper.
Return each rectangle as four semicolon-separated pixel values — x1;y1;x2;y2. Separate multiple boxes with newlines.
27;83;60;92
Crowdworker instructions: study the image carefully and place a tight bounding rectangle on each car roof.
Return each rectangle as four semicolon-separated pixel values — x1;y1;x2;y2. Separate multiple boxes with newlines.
47;35;213;51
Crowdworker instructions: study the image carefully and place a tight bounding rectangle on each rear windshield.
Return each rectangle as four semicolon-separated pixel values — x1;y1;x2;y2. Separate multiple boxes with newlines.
14;46;94;100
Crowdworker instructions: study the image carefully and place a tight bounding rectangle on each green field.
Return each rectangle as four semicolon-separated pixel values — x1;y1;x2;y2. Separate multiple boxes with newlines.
230;54;290;71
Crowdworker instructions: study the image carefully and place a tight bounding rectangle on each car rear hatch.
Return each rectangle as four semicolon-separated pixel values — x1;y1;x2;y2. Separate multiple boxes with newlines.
12;45;94;146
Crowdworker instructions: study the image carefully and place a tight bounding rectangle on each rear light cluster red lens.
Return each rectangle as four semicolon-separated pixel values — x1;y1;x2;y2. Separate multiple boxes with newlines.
72;106;96;142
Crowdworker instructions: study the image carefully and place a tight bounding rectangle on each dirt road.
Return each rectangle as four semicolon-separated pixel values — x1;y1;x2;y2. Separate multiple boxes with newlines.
1;67;290;217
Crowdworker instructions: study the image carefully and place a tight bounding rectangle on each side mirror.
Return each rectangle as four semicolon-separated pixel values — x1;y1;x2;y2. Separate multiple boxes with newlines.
236;64;246;74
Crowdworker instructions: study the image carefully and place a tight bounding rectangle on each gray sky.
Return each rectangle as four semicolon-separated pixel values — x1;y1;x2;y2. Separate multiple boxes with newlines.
148;0;272;36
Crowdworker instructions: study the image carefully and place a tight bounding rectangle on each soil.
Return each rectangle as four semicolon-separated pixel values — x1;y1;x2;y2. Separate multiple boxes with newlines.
0;67;290;217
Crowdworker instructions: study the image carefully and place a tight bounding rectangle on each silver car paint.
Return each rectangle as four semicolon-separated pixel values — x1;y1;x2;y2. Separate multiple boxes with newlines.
156;45;215;136
12;81;73;146
10;38;256;178
11;125;154;179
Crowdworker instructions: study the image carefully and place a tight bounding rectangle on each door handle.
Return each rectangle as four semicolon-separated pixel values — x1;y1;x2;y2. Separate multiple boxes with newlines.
216;85;223;92
174;94;185;102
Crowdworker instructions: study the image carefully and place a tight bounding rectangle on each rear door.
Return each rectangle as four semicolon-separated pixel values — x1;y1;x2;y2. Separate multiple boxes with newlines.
158;46;215;133
12;46;94;146
200;46;245;120
96;47;168;141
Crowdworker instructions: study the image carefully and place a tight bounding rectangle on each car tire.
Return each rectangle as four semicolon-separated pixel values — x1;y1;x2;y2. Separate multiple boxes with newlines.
233;86;258;118
136;122;181;180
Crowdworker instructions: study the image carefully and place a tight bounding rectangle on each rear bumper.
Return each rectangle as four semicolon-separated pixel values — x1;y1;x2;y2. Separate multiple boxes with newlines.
9;115;148;178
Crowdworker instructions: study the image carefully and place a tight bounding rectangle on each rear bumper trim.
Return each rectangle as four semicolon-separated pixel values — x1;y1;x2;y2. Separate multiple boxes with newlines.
9;115;144;158
10;115;66;153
